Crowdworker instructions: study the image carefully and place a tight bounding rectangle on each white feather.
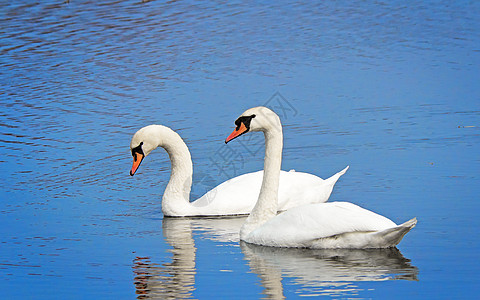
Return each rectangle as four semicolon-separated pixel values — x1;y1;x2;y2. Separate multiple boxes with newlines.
130;124;347;217
230;107;416;249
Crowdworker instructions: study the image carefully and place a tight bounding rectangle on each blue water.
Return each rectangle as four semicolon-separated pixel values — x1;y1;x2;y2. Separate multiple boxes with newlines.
1;1;479;298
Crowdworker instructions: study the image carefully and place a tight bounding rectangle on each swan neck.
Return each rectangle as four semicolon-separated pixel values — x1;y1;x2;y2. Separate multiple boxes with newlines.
241;126;283;239
261;129;283;202
160;129;193;216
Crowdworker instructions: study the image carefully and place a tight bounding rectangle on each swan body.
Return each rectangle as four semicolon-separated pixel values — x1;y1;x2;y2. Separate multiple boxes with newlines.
129;124;348;217
244;202;417;249
226;106;416;249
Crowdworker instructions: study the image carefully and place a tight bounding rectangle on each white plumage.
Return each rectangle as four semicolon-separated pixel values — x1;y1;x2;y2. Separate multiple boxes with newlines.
226;106;416;249
245;202;417;248
129;124;347;217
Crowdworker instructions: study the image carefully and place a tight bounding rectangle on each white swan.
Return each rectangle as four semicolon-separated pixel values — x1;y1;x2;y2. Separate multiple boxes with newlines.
129;124;348;217
225;106;417;248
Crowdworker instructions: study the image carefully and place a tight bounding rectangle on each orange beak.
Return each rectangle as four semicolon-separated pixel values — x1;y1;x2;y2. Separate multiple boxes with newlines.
130;152;145;176
225;122;248;143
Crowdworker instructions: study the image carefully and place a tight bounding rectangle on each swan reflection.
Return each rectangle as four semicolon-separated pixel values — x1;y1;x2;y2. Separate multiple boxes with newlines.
241;242;418;298
132;217;417;299
132;216;245;299
133;218;197;299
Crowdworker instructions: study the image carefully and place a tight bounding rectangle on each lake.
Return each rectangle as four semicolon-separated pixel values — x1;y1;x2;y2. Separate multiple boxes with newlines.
1;1;479;299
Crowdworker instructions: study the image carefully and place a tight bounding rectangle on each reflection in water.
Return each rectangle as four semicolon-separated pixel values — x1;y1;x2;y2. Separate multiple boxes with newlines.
133;216;417;298
132;217;245;299
241;242;418;298
133;219;197;299
188;216;246;243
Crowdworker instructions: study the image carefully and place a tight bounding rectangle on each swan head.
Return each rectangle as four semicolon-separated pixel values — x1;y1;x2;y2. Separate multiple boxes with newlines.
129;125;166;176
225;106;281;143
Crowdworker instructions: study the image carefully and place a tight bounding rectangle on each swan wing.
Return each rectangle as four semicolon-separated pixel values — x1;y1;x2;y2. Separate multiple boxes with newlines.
246;202;397;247
191;170;264;215
277;166;349;210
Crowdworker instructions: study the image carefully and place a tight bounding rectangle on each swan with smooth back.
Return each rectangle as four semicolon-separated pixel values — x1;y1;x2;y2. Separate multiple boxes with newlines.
129;124;348;217
225;106;417;248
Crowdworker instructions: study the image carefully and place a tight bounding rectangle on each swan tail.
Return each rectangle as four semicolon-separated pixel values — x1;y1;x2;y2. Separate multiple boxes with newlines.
372;217;417;247
324;165;349;185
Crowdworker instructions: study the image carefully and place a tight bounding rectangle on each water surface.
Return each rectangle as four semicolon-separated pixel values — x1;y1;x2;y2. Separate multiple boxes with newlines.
1;1;479;298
